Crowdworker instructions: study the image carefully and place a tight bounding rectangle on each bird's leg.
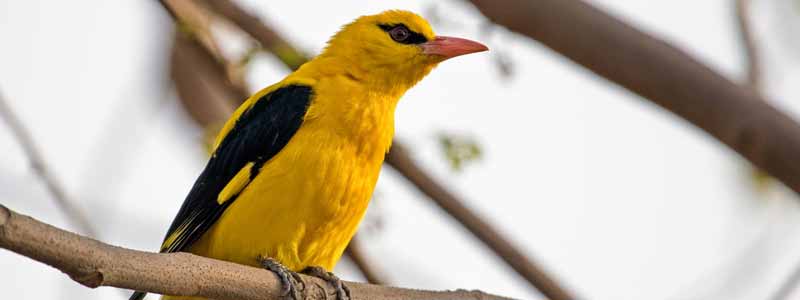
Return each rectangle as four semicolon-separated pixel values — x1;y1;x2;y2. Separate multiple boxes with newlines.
258;256;305;300
301;266;351;300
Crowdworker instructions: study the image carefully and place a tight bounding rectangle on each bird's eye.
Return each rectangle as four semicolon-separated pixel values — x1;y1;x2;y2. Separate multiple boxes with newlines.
388;26;410;42
378;24;428;44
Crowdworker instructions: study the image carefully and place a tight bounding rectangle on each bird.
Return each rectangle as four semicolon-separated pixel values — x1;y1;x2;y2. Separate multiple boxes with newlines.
130;9;487;300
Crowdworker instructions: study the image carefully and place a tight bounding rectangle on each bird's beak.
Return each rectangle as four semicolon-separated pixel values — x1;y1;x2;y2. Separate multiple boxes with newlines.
421;36;489;60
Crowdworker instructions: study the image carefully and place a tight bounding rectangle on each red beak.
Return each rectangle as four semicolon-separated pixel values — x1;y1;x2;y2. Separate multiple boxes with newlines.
421;36;489;60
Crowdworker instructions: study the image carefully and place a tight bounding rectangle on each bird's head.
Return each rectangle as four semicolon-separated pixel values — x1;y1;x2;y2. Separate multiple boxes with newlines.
319;10;488;93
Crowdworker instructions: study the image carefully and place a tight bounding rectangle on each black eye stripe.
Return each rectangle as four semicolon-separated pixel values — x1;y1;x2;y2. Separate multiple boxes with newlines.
378;24;428;45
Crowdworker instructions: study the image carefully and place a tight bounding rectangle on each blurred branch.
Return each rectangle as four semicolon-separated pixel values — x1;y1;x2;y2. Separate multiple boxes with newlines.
0;204;513;300
468;0;800;196
200;1;574;298
0;90;97;237
171;32;239;125
385;144;573;300
162;0;250;101
200;0;308;70
735;0;773;189
769;259;800;300
736;0;762;91
345;235;388;285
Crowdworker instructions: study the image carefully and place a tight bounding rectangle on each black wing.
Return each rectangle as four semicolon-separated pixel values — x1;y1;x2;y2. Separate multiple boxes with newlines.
161;84;313;253
130;84;312;300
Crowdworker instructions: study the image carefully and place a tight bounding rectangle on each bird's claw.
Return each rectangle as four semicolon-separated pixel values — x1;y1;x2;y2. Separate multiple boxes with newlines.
259;257;305;300
302;266;351;300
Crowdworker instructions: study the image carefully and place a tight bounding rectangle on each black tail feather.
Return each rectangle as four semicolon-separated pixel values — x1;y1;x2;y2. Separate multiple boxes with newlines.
129;291;147;300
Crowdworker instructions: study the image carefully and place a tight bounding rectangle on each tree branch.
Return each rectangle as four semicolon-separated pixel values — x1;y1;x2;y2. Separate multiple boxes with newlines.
0;90;97;238
733;0;773;188
769;258;800;300
384;144;573;300
0;204;512;300
345;234;389;285
468;0;800;196
171;31;239;126
200;0;308;70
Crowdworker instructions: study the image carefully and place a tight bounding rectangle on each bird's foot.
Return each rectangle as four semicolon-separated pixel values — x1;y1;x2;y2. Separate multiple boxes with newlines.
258;256;305;300
302;266;351;300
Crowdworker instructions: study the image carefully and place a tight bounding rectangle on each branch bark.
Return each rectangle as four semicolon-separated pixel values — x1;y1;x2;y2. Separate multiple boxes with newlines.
733;0;773;188
171;32;238;126
200;0;308;70
0;204;512;300
385;144;572;300
0;90;97;238
468;0;800;196
733;4;800;298
345;234;388;285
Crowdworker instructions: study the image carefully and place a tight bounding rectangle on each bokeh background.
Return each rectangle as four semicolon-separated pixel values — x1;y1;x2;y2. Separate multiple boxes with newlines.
1;0;800;299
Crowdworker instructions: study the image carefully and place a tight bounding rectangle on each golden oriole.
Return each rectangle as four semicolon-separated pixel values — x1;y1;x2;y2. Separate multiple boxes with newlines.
130;10;487;300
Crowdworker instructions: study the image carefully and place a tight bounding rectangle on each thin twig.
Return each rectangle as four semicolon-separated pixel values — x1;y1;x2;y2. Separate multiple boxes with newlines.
161;0;251;99
346;235;388;285
0;204;515;300
734;0;773;189
171;31;239;124
747;0;800;290
769;258;800;300
0;90;97;238
736;0;763;91
385;144;574;300
200;0;308;70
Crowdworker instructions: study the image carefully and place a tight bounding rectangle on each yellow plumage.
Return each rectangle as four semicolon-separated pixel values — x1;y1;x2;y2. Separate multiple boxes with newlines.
187;11;436;272
147;9;487;300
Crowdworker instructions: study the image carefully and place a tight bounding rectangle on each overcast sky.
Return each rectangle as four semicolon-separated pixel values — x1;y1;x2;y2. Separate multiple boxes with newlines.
1;1;800;299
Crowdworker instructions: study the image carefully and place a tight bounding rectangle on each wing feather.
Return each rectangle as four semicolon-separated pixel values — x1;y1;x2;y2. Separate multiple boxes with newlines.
160;84;313;253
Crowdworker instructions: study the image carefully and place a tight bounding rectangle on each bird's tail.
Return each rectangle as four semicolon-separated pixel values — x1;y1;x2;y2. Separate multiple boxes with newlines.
129;291;147;300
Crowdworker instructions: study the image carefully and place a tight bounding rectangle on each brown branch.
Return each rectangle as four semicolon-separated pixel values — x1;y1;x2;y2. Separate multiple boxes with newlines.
193;0;572;298
171;32;239;125
162;0;250;100
0;90;97;238
734;0;773;188
468;0;800;196
0;204;513;300
200;0;308;70
385;144;573;300
345;234;389;285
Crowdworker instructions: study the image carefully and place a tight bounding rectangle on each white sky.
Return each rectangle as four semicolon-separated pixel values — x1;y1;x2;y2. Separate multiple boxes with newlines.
1;0;799;299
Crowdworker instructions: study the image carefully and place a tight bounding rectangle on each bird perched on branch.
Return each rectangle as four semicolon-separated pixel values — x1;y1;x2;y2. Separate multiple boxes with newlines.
131;10;486;300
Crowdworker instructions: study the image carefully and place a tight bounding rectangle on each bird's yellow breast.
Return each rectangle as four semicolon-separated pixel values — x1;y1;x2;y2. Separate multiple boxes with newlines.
188;67;398;272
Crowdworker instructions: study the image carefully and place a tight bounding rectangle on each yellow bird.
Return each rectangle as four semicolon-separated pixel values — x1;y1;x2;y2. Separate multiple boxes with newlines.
131;10;486;300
